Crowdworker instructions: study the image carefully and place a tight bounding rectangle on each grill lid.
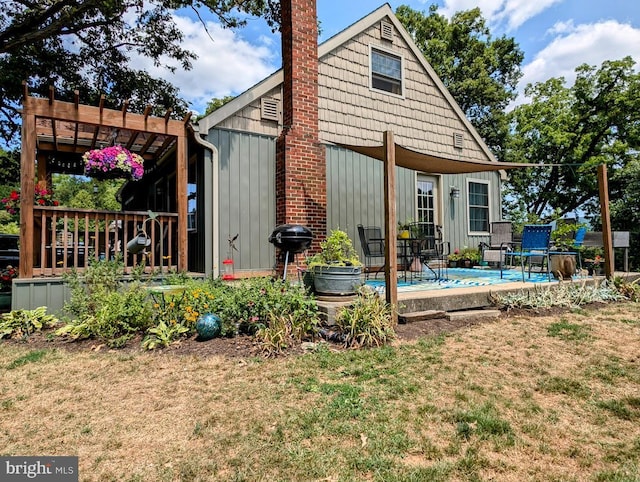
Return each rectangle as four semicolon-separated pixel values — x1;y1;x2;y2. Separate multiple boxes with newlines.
268;224;313;253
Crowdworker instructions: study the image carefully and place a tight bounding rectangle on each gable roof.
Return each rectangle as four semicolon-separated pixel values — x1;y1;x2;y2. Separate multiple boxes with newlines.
197;3;497;163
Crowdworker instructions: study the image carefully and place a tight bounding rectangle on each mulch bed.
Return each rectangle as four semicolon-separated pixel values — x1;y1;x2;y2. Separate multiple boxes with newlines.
1;303;614;359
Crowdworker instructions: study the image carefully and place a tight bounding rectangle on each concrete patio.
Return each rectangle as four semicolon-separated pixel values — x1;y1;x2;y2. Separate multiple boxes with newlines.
316;267;639;324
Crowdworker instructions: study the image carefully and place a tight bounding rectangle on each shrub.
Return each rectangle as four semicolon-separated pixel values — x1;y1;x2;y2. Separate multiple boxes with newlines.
307;229;361;267
58;260;321;353
152;277;320;353
58;258;154;347
334;287;395;348
491;280;626;310
254;281;320;356
210;277;319;337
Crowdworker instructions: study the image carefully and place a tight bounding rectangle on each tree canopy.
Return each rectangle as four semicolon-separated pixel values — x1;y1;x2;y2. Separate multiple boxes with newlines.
504;56;640;220
395;4;524;161
0;0;280;146
198;95;236;120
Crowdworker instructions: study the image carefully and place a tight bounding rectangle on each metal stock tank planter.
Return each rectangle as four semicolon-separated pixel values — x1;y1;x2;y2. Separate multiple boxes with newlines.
311;264;362;296
307;229;363;297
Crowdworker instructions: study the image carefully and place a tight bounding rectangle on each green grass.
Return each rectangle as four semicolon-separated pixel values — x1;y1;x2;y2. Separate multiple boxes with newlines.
2;305;640;481
547;318;592;342
537;376;592;399
5;349;53;369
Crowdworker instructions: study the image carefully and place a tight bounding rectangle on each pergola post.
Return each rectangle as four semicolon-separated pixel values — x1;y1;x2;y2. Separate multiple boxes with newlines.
598;164;614;279
383;131;398;323
19;112;36;279
176;134;188;272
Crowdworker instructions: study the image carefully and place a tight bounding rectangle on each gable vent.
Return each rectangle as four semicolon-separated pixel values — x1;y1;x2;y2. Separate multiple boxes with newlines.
380;21;394;42
261;98;280;122
453;132;464;149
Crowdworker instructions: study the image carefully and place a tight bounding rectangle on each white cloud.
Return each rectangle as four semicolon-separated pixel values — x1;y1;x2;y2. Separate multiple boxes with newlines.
547;19;575;35
137;14;278;115
438;0;561;31
519;20;640;97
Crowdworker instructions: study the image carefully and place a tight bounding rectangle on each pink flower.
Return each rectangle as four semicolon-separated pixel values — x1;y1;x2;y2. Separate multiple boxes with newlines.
83;145;145;181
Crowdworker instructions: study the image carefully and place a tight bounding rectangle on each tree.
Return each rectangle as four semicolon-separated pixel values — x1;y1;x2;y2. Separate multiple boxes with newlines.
53;175;123;211
504;57;640;221
609;159;640;264
0;0;281;146
395;4;524;160
0;148;20;187
198;95;236;120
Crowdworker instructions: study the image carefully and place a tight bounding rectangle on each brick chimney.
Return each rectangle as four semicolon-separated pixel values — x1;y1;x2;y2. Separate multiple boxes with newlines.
276;0;326;255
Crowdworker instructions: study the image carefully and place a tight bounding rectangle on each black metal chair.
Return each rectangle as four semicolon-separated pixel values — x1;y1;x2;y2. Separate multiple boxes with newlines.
357;224;385;279
407;222;448;281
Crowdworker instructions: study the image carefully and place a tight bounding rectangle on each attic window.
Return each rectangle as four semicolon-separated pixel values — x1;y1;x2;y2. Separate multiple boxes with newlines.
380;21;394;42
261;98;280;122
453;132;464;149
371;47;403;96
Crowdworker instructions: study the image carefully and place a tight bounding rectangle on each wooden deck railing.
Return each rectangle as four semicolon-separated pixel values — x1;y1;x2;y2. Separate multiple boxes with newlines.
30;206;179;277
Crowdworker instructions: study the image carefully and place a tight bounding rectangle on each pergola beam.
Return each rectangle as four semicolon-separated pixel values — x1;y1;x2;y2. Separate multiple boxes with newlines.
24;97;185;136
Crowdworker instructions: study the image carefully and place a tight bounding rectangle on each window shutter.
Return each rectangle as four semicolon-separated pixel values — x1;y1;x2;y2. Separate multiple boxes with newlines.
261;98;280;122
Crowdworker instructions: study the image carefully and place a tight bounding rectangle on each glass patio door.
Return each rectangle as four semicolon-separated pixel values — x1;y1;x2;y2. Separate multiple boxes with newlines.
416;175;439;236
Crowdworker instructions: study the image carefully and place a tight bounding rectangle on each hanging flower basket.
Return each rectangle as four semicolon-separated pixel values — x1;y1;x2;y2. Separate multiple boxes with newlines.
83;146;144;181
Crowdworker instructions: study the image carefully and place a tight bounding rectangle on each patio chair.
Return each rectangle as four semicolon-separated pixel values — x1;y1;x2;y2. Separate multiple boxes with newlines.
503;224;553;282
407;222;448;281
480;221;513;266
357;224;385;279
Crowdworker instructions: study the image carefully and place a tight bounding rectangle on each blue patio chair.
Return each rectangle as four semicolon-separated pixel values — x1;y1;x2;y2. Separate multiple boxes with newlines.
502;224;553;282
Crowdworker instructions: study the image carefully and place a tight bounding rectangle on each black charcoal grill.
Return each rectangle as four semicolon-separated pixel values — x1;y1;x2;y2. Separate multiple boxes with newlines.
268;224;313;279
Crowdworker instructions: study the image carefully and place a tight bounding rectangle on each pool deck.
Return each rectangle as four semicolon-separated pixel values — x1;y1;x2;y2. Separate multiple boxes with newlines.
316;269;639;324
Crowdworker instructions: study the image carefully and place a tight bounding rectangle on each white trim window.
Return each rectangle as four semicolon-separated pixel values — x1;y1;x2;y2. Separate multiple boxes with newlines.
370;46;403;96
467;179;490;234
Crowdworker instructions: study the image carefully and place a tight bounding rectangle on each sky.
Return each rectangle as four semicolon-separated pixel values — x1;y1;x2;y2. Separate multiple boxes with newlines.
142;0;640;116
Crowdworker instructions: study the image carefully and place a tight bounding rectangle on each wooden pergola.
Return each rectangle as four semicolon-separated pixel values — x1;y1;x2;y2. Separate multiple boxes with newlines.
19;83;192;277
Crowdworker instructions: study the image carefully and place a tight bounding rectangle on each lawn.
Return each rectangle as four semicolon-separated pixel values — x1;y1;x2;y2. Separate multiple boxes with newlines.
2;302;640;481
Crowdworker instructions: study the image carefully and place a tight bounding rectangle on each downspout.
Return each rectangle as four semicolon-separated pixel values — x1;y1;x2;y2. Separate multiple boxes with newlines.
192;126;220;278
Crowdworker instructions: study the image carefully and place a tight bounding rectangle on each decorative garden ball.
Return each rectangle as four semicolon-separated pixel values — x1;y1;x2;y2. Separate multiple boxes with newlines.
196;313;222;340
